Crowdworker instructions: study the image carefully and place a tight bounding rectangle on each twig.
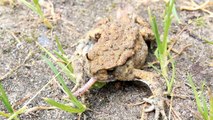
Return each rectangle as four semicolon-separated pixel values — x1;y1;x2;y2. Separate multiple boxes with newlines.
165;100;182;120
12;94;31;108
7;30;21;44
25;106;56;114
180;0;213;17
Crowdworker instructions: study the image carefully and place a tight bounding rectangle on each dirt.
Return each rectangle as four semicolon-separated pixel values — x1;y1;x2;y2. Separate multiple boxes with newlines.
0;0;212;120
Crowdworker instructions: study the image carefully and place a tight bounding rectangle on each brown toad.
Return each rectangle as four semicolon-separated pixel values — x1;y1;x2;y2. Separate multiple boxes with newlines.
71;3;167;120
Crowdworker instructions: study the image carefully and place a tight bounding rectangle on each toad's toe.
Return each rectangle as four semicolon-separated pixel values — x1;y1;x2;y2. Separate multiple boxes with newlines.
143;97;167;120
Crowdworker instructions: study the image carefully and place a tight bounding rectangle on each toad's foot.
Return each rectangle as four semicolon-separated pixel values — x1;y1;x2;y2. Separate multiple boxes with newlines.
143;96;167;120
133;69;167;120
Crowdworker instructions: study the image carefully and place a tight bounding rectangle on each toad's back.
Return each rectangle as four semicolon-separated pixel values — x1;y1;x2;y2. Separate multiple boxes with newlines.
87;21;139;75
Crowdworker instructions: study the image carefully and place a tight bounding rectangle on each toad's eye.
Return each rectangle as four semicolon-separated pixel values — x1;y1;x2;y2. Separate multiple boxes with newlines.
95;33;101;40
107;68;115;75
86;53;92;61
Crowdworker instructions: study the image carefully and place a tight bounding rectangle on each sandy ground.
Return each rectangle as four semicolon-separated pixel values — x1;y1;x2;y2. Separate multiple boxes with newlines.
0;0;213;120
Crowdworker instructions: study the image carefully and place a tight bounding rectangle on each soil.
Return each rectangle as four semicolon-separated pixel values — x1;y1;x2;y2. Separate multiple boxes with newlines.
0;0;212;120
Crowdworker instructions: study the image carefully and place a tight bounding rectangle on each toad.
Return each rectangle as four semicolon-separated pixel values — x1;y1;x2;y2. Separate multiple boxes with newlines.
71;3;167;120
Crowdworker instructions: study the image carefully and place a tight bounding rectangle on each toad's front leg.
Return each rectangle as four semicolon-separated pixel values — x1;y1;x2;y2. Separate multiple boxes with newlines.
72;52;98;97
71;38;93;92
73;77;97;97
71;53;85;93
133;69;167;120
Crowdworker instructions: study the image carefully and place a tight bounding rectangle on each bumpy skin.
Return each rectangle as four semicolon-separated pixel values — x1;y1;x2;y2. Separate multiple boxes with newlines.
72;3;155;83
87;20;148;81
72;4;167;120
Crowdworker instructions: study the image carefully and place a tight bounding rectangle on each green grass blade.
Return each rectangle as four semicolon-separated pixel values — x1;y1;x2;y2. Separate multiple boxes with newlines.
32;0;44;18
44;98;84;113
148;63;161;74
0;83;14;113
148;8;163;54
19;0;38;16
201;83;208;120
54;51;74;73
204;39;213;45
187;74;204;119
168;58;176;94
43;55;71;94
8;106;27;120
172;4;180;23
0;111;10;118
209;88;213;120
148;0;177;95
43;56;86;110
154;48;160;60
54;51;67;62
55;36;65;55
163;0;175;46
37;42;76;82
162;0;175;51
37;42;57;61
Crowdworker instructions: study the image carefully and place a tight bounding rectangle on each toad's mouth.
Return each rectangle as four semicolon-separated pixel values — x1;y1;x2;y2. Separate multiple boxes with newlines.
106;69;116;81
92;68;116;82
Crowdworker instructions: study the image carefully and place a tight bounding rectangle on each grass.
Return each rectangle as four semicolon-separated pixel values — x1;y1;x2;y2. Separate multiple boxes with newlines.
0;35;86;118
148;0;176;94
0;82;27;120
204;39;213;45
18;0;52;29
0;36;86;118
187;73;213;120
43;56;86;113
37;40;75;83
37;36;87;114
0;83;14;115
194;17;205;27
